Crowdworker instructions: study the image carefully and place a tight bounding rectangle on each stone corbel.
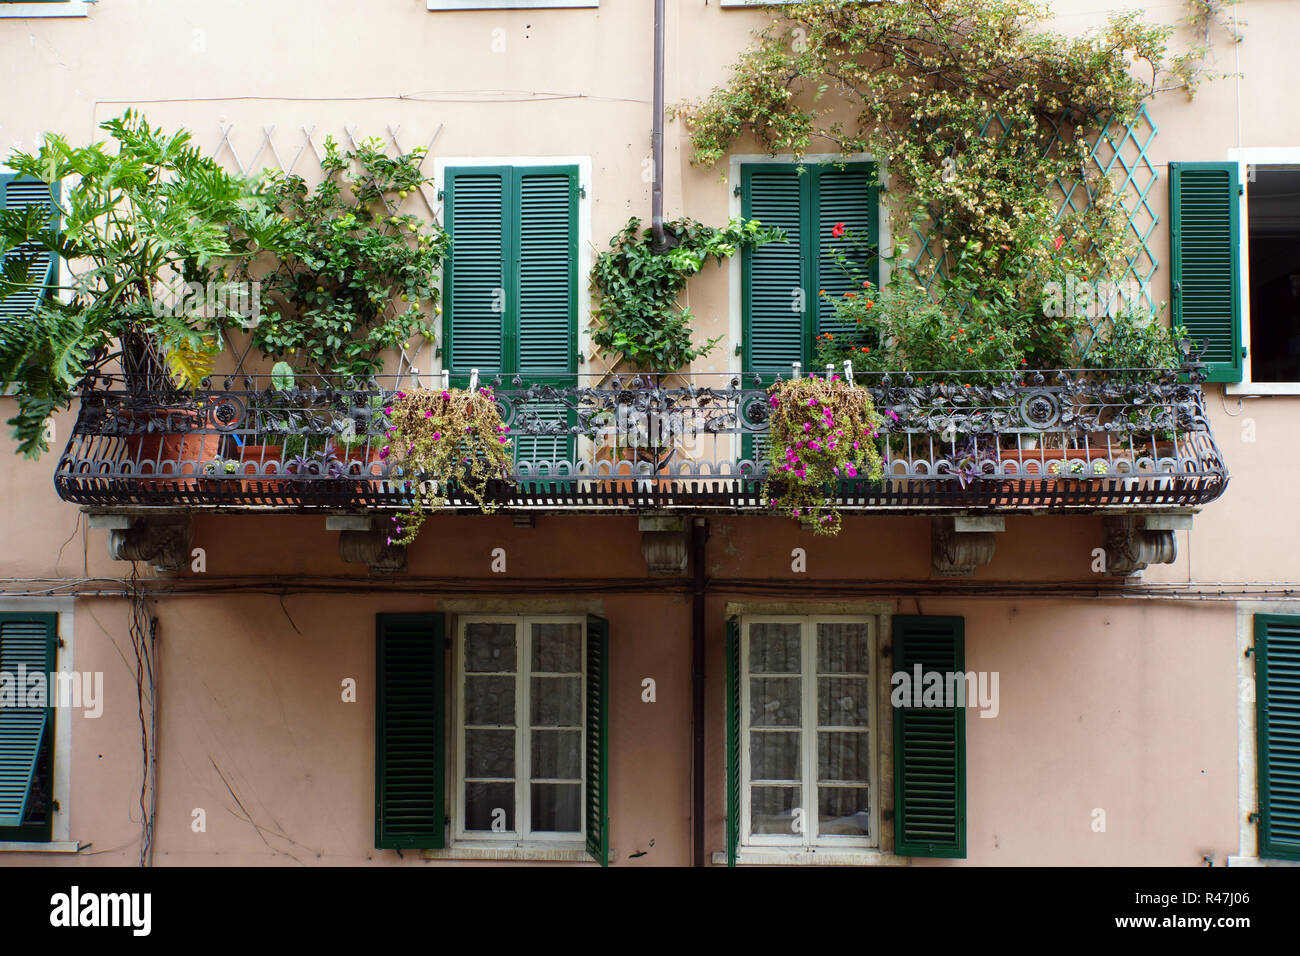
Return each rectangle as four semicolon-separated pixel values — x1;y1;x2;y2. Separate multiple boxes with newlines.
1102;515;1190;577
931;516;1003;577
89;513;192;573
330;515;407;573
639;516;688;576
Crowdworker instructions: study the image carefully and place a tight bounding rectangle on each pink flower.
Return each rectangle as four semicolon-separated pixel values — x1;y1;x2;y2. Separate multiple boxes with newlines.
803;423;812;433
431;432;442;440
441;390;450;400
379;446;391;460
853;440;860;450
832;222;846;239
384;407;393;416
845;463;858;477
809;441;820;450
396;391;406;399
499;437;509;444
424;410;433;418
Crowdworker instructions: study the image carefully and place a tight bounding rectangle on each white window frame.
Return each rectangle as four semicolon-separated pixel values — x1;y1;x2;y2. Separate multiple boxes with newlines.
1226;147;1300;395
428;1;597;10
0;599;77;853
451;613;587;848
0;1;90;18
740;613;878;851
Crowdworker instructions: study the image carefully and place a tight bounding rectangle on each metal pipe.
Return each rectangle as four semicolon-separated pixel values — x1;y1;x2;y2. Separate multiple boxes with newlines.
690;516;708;866
651;0;666;249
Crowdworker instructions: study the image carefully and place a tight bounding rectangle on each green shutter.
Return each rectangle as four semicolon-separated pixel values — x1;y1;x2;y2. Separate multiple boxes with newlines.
1255;614;1300;861
0;612;57;839
516;167;577;379
0;176;60;340
375;612;445;850
892;615;966;859
1170;162;1241;383
585;613;609;865
445;168;509;377
813;165;879;342
742;165;806;377
725;616;740;866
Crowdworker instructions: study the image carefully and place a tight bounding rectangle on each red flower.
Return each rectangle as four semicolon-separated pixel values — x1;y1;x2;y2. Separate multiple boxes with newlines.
1052;234;1065;251
832;222;846;239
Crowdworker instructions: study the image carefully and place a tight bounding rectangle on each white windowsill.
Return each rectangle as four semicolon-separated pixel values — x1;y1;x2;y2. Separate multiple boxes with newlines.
0;841;80;853
423;843;602;862
427;1;597;9
0;2;90;18
1225;381;1300;396
712;847;910;866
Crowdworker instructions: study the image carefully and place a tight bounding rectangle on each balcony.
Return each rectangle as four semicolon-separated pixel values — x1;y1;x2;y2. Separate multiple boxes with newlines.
54;368;1228;514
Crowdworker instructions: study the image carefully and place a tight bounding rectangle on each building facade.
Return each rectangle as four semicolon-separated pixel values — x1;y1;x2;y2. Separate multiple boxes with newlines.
0;0;1295;868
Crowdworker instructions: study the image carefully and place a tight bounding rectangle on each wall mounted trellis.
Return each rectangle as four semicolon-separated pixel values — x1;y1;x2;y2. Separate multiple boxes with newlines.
909;104;1160;355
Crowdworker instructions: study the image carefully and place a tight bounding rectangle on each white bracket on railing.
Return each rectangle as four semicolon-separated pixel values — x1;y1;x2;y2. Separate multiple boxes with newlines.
843;360;855;386
792;361;801;380
825;363;835;381
409;367;423;389
441;369;450;391
469;368;479;392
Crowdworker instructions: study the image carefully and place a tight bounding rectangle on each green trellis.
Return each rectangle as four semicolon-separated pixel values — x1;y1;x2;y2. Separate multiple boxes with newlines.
908;104;1159;357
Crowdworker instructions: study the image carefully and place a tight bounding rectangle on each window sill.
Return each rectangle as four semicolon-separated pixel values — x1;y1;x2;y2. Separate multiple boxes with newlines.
0;2;90;18
423;844;601;863
0;841;80;853
1226;855;1300;867
1225;382;1300;396
426;1;597;9
712;847;909;866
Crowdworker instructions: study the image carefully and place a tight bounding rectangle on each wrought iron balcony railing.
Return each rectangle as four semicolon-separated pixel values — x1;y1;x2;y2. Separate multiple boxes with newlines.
53;369;1228;513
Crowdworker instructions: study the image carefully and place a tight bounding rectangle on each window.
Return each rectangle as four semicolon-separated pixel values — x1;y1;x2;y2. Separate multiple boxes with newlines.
1254;614;1300;861
374;612;609;863
0;175;59;344
0;2;90;18
733;615;878;850
1245;164;1300;383
739;161;880;379
724;612;966;864
0;612;58;844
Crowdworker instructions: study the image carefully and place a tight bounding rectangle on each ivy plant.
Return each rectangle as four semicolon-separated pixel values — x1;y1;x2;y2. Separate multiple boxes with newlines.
589;216;784;371
249;136;449;379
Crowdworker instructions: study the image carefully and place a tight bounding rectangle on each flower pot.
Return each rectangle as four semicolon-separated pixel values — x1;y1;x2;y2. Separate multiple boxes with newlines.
592;444;672;496
996;448;1129;505
117;406;221;489
237;444;292;497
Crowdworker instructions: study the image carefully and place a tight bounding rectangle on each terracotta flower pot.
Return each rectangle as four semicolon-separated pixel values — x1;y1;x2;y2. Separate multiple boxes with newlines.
118;407;221;490
996;447;1129;505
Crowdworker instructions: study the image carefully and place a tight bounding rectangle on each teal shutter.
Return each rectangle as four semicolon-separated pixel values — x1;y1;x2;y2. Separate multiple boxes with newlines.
516;167;577;379
0;612;57;840
445;168;508;377
1170;162;1241;383
1255;614;1300;861
892;615;966;859
585;614;609;865
0;176;60;342
813;165;879;342
742;165;806;376
375;612;445;849
725;616;740;866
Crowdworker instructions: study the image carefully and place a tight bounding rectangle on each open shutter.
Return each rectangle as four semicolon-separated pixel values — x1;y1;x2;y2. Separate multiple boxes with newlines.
742;165;806;377
725;616;740;866
0;176;59;345
445;168;508;378
0;612;57;836
375;612;445;849
892;615;966;859
585;613;609;865
1170;162;1241;382
516;167;576;379
813;164;879;343
1255;614;1300;861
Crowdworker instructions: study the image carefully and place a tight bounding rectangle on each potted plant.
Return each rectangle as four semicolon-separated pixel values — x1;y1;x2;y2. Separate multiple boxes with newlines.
762;373;885;534
382;384;515;545
0;112;277;471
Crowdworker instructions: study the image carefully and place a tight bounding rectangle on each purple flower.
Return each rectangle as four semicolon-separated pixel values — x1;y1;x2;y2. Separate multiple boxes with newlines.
845;464;858;478
396;391;406;399
803;423;812;433
809;441;820;451
424;410;433;418
379;446;391;460
431;432;442;441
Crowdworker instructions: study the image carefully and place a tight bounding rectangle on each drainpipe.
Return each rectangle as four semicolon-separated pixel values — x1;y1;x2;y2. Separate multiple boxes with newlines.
651;0;666;250
691;516;708;865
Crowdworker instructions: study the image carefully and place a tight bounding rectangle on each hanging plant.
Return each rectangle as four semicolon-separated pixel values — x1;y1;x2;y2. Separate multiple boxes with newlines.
383;385;514;545
589;216;785;371
763;375;885;535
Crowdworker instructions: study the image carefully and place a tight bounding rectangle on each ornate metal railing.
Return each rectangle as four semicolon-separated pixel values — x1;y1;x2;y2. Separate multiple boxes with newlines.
53;368;1228;512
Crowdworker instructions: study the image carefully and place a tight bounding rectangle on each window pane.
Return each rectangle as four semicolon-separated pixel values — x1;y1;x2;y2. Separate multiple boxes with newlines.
465;781;514;832
465;621;516;672
750;785;801;835
749;622;801;673
818;676;870;727
750;677;800;727
531;621;582;672
818;786;870;837
817;621;869;673
530;675;581;726
818;731;870;782
531;729;581;780
465;729;515;778
530;783;581;833
750;729;800;781
465;675;515;726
